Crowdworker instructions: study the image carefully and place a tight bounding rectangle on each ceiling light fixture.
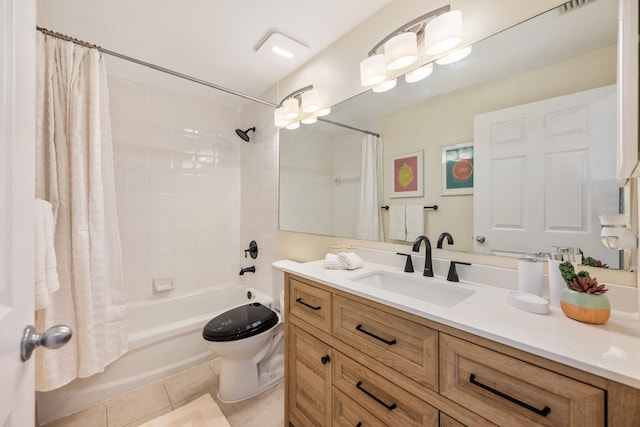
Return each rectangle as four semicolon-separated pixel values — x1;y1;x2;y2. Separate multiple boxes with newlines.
372;79;397;93
274;85;329;130
359;5;463;90
256;32;310;66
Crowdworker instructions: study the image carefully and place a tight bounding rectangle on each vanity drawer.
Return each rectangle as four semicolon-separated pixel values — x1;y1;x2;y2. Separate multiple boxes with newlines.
289;277;332;333
332;350;438;427
440;334;605;427
332;387;386;427
332;294;438;391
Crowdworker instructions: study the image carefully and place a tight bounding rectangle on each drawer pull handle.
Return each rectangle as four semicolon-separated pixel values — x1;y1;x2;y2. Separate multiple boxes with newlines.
355;324;397;345
356;423;362;427
295;297;321;311
356;381;397;411
321;355;331;365
469;374;551;417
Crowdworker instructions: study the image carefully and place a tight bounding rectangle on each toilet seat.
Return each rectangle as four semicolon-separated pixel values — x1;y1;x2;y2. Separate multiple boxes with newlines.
202;302;278;342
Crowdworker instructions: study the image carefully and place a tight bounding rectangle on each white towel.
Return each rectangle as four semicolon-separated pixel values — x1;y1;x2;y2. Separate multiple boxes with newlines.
388;206;406;240
34;199;60;310
337;252;365;270
405;205;425;241
323;253;346;269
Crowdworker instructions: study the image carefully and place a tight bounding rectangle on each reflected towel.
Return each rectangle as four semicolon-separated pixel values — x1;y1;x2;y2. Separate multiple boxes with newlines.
388;206;406;240
337;252;364;270
34;199;60;310
405;205;424;242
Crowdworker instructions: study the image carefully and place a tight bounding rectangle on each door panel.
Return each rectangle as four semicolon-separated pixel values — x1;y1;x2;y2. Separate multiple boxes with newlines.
474;85;618;267
0;0;36;425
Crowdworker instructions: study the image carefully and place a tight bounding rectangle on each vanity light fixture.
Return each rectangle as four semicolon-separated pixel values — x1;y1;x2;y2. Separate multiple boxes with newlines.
273;85;329;129
372;78;397;93
599;214;637;250
405;63;433;83
435;45;472;65
359;5;462;88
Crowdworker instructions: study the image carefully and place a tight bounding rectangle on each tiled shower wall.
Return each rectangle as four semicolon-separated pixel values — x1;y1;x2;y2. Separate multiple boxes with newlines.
109;75;246;303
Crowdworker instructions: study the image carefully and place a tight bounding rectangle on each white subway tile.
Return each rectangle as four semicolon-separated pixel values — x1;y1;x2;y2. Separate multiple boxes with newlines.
123;192;150;213
150;192;173;212
174;233;195;253
123;213;150;235
149;255;173;277
150;212;174;234
124;169;149;192
173;173;198;193
149;233;173;257
149;170;173;192
174;193;196;212
174;212;196;233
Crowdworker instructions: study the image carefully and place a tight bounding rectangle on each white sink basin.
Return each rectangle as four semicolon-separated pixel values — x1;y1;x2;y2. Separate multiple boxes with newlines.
350;271;475;307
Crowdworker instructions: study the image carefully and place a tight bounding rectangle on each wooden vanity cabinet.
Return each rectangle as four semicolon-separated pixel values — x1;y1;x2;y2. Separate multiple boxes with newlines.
284;273;640;427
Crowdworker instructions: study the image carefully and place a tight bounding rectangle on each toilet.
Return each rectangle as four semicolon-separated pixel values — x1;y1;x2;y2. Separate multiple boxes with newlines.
202;294;285;402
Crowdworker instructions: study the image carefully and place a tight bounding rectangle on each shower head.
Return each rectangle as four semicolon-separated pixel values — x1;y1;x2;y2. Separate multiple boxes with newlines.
235;127;256;142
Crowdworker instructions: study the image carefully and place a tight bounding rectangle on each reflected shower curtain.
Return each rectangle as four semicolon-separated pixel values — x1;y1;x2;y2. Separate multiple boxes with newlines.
34;32;127;391
356;134;384;241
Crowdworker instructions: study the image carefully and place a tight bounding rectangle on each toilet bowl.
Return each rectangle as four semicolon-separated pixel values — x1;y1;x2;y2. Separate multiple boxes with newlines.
202;300;284;402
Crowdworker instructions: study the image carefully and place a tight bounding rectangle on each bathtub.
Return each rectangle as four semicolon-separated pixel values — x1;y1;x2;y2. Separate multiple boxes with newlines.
36;284;273;424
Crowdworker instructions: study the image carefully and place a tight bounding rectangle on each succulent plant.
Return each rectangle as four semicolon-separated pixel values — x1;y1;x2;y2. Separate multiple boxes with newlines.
582;256;609;269
559;261;608;295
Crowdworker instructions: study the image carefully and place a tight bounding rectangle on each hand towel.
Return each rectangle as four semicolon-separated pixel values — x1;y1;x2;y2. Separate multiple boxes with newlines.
34;199;60;310
337;252;365;270
405;205;425;241
388;206;406;240
323;253;346;269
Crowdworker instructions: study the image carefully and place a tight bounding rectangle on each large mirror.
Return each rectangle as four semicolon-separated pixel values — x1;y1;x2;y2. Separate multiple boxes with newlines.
280;0;628;269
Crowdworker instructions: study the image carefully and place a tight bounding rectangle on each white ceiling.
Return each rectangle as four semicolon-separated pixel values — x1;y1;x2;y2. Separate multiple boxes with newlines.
36;0;392;108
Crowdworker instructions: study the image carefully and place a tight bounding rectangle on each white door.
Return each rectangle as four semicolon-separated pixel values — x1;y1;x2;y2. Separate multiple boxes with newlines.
1;0;36;426
474;85;618;267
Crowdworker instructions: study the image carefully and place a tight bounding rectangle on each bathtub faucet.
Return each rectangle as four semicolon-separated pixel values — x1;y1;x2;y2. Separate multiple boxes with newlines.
239;266;256;275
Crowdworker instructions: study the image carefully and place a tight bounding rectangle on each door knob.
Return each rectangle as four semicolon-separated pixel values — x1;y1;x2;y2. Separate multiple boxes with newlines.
21;324;73;361
475;235;486;243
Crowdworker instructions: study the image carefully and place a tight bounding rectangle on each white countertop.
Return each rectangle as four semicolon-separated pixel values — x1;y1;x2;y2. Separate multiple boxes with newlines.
273;258;640;389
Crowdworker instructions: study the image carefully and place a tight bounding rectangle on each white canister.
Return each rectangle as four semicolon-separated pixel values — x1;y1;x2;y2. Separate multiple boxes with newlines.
547;253;564;307
518;255;544;296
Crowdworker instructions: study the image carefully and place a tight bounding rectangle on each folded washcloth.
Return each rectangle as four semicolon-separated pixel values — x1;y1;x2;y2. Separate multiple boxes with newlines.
337;252;364;270
323;253;346;269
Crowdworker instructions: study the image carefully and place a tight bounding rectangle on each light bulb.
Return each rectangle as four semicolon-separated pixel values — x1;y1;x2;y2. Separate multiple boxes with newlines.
384;32;417;70
372;79;397;93
405;63;433;83
360;54;387;86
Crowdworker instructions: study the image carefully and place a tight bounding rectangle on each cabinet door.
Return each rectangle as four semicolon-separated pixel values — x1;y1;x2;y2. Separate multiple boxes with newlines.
289;325;332;427
440;413;467;427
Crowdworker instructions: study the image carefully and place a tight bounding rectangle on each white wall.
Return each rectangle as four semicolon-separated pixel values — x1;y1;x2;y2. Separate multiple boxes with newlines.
109;75;244;303
239;87;279;300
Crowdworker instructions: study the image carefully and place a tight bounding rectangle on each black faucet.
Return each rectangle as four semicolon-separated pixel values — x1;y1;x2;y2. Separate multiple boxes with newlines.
239;266;256;275
412;235;433;277
437;232;454;249
447;261;471;282
396;253;414;273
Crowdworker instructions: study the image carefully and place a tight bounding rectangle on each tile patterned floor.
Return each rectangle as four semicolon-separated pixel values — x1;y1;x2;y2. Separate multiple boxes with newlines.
40;360;284;427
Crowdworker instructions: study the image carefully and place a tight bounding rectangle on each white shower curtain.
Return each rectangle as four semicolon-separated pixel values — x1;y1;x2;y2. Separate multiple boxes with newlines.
356;134;384;241
34;32;127;391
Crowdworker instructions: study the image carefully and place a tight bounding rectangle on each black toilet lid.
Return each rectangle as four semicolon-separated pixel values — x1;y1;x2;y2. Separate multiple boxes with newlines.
202;302;278;342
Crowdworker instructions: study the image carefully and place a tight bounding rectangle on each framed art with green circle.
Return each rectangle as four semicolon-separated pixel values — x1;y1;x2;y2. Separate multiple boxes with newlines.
441;141;474;196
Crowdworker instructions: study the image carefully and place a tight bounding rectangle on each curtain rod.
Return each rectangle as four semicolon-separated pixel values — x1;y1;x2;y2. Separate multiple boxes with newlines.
36;26;381;138
36;26;278;108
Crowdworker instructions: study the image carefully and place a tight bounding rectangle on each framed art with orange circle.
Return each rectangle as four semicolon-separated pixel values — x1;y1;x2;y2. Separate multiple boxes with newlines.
441;142;473;196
